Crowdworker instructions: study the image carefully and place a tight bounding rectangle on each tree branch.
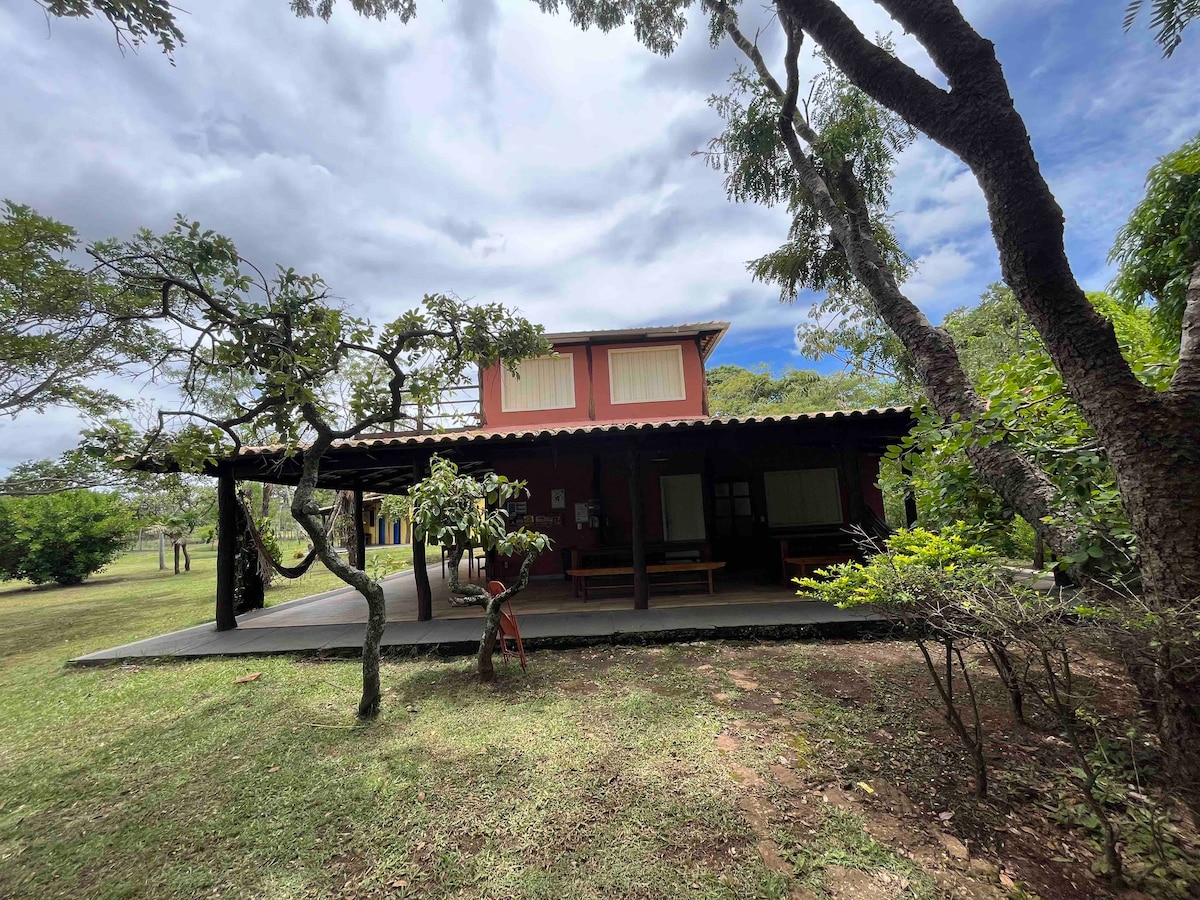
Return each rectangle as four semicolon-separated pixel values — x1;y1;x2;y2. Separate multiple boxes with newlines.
718;1;1088;559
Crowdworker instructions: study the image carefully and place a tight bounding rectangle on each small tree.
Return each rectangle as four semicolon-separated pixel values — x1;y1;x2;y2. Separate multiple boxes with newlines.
399;456;551;681
799;525;1026;798
89;217;546;718
0;490;132;585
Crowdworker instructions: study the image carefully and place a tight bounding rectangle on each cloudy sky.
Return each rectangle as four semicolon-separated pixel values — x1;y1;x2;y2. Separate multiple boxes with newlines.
1;0;1197;468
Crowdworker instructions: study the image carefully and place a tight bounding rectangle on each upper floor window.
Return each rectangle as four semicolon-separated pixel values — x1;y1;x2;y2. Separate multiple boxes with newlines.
501;354;576;412
608;345;686;404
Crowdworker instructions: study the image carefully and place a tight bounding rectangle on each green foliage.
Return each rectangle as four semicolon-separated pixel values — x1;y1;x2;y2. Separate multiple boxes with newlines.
708;48;915;297
87;217;547;471
0;490;133;585
885;287;1173;573
0;201;170;417
795;524;995;611
1110;131;1200;347
705;364;909;417
38;0;185;55
705;42;919;385
396;456;551;560
1049;730;1199;892
1124;0;1199;56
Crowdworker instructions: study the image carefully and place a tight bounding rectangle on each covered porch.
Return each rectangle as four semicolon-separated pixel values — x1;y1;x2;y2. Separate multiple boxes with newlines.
204;407;914;633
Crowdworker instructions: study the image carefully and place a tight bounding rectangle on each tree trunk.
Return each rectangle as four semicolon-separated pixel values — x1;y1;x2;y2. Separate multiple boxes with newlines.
477;600;503;682
751;0;1200;807
173;542;180;575
182;541;191;572
292;439;386;719
158;531;165;571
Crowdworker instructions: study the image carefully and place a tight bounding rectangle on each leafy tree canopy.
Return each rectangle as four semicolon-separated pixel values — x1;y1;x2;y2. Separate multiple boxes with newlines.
0;489;133;585
891;287;1175;572
0;202;171;418
1124;0;1199;56
1109;131;1200;348
706;364;909;417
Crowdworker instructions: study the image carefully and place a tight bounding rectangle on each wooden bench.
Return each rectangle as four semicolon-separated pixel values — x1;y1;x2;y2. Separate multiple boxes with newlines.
783;554;853;585
566;561;726;602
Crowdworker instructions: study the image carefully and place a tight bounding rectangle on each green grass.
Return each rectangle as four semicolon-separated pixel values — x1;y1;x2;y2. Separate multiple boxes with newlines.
0;552;1015;899
0;543;412;662
0;550;783;899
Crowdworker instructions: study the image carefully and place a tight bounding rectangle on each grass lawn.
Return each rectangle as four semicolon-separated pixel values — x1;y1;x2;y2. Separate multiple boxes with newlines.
0;551;1195;898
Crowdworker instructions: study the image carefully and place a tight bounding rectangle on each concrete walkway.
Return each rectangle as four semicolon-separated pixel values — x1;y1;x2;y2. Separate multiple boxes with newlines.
68;577;884;665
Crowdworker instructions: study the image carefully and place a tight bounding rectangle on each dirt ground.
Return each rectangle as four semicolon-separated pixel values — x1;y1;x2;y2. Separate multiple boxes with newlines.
601;638;1199;899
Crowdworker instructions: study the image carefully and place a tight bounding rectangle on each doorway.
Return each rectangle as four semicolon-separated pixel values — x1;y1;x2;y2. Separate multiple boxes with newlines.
661;473;706;542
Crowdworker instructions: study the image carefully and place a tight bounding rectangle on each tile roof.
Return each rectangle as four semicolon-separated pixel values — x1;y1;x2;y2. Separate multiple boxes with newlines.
542;321;730;359
234;407;912;458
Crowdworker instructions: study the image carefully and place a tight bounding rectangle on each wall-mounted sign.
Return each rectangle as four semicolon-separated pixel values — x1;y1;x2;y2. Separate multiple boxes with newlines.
550;489;566;509
574;502;590;524
534;514;562;526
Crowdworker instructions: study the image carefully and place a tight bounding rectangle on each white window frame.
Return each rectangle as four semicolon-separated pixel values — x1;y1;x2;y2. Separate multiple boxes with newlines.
500;353;576;413
607;345;687;405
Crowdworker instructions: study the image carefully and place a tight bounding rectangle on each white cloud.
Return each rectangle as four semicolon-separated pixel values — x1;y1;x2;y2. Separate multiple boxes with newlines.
1;0;1197;465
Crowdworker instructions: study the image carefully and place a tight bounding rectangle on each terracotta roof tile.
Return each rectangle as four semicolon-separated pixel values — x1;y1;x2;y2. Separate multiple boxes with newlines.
234;407;912;458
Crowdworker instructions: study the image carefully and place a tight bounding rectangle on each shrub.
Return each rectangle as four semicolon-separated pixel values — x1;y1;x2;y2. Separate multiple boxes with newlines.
0;490;133;585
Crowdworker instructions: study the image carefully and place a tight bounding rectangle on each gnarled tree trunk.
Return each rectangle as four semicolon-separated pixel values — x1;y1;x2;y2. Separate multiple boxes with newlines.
767;0;1200;807
291;436;388;718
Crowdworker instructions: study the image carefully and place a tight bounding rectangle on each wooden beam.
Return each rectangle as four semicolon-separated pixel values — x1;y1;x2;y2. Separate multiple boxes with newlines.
352;489;367;570
901;452;919;527
215;473;238;631
628;441;649;610
412;454;433;622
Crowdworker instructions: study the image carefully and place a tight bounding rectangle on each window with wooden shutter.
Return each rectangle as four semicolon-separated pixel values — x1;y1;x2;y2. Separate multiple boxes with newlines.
608;346;686;404
762;469;842;527
500;354;575;412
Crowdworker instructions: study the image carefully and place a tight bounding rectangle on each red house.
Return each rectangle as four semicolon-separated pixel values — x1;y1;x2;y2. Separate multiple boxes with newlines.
206;321;912;624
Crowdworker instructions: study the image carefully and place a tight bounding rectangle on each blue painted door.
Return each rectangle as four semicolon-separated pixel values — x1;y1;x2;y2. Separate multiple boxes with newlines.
394;521;401;543
378;518;386;544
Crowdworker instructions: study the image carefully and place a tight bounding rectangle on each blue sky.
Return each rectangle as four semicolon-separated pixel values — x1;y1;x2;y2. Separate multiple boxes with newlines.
0;0;1196;466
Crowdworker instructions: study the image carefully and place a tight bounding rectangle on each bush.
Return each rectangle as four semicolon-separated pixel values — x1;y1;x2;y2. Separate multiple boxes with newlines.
796;523;995;609
0;490;133;585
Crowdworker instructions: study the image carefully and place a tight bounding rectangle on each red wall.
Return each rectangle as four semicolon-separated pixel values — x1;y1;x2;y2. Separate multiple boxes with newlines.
590;339;706;423
480;338;707;430
480;347;592;430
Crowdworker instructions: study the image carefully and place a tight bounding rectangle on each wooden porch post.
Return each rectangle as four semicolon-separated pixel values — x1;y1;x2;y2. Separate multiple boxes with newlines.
629;441;649;610
412;454;433;622
839;435;867;527
901;452;919;527
352;489;366;570
215;472;238;632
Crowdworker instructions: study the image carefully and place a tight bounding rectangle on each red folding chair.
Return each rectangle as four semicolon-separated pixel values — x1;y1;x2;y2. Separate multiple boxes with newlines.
488;580;526;672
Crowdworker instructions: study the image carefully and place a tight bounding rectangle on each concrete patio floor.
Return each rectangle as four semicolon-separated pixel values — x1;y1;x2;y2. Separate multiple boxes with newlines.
69;562;886;665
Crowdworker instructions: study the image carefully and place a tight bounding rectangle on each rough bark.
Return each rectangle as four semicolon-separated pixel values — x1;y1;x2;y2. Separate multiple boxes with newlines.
291;435;387;719
766;0;1200;809
445;544;537;681
720;4;1085;559
1173;260;1200;394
